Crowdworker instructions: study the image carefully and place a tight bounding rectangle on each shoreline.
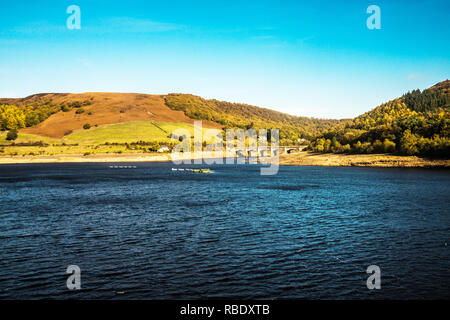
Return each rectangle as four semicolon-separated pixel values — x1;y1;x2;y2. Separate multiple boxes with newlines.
0;151;448;168
279;152;450;168
0;153;180;164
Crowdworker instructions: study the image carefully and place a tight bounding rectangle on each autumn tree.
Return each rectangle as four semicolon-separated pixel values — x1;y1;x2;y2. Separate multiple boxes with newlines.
400;130;419;155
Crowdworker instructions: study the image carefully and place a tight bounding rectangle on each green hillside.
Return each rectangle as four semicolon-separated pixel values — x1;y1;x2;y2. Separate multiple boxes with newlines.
307;80;450;158
64;121;175;145
164;94;343;144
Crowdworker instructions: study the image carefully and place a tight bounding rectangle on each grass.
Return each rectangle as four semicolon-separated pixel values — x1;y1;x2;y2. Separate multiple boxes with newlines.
62;121;196;145
0;121;208;156
62;121;216;145
0;121;221;157
0;132;60;145
0;144;132;156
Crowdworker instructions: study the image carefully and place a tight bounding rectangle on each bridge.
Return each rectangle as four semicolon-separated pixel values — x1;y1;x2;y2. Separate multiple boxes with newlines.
233;145;306;158
280;145;307;154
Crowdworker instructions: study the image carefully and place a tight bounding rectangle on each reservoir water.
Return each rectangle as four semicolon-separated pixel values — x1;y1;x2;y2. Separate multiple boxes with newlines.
0;162;449;299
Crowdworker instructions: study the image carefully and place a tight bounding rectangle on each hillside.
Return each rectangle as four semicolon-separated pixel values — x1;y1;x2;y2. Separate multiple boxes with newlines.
0;92;341;144
307;80;450;158
0;93;221;138
164;94;342;143
2;81;448;158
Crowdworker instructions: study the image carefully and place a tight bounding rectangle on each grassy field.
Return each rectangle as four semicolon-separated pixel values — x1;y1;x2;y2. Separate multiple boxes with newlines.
64;121;172;144
63;121;216;144
0;121;206;156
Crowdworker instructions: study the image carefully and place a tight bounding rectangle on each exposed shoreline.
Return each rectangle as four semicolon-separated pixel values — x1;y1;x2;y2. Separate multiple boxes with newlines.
0;151;448;168
279;152;450;168
0;153;179;164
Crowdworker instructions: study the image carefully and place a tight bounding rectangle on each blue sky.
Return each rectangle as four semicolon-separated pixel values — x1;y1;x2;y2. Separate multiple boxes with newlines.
0;0;449;118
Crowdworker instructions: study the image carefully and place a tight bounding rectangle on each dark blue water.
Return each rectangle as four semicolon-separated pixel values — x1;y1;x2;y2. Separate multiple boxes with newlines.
0;162;449;299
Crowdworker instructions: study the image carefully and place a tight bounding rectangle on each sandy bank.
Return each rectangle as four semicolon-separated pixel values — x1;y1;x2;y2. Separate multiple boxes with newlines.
0;151;448;168
0;153;178;164
279;152;450;168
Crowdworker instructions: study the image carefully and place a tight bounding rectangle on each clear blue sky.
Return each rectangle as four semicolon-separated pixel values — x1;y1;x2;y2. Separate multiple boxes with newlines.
0;0;449;118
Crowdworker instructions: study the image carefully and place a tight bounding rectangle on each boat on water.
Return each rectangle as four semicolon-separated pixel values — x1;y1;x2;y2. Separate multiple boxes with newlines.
172;168;211;173
191;168;211;173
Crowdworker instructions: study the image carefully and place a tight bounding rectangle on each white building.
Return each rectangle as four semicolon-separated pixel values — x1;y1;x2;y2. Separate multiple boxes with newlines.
157;146;170;153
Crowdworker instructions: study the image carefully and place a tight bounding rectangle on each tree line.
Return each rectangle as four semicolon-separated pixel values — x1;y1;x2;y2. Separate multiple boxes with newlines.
307;86;450;158
164;93;343;145
0;98;92;131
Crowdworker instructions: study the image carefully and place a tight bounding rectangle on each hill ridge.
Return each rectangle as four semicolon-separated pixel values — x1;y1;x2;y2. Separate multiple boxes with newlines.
0;92;342;142
307;80;450;157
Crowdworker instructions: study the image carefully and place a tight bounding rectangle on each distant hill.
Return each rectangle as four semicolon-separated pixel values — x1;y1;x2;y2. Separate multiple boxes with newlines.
0;92;342;143
165;94;342;142
4;81;447;154
307;80;450;158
